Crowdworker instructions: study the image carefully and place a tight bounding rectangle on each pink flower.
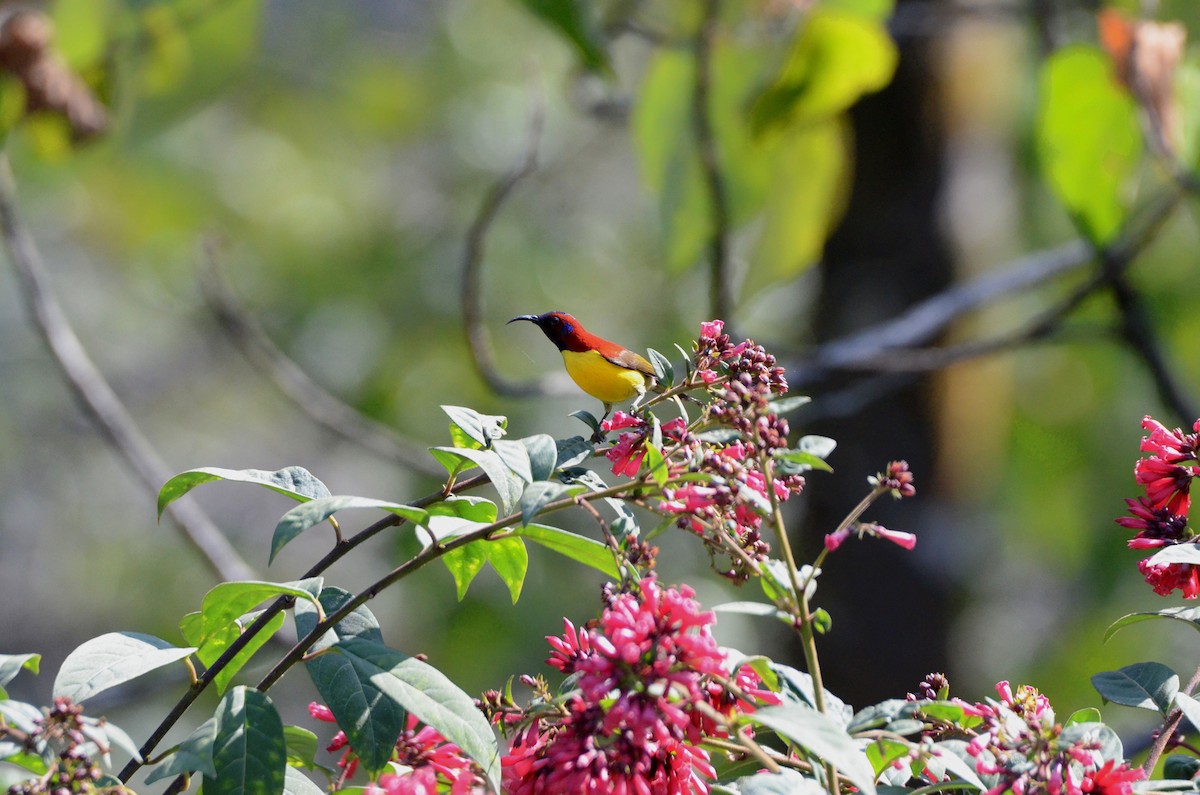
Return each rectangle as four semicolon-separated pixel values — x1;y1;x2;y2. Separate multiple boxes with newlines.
1138;557;1200;598
1135;457;1197;515
601;411;645;432
368;768;438;794
873;526;917;550
1116;496;1189;541
606;432;647;477
699;320;724;340
824;528;851;551
1140;416;1200;464
1081;759;1144;795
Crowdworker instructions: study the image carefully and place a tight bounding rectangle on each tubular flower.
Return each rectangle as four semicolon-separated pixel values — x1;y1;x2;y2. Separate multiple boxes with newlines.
502;578;774;794
960;682;1138;795
1119;415;1200;598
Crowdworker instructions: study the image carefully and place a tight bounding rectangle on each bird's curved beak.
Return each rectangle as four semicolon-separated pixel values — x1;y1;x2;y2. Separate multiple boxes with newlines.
508;314;540;325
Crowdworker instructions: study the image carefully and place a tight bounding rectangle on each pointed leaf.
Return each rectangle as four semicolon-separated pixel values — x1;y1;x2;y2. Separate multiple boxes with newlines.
1091;662;1179;713
442;542;489;601
206;686;286;795
428;496;498;523
271;497;428;563
747;703;877;795
1175;692;1200;732
513;523;619;578
569;409;600;433
487;536;529;604
283;725;319;770
159;466;330;519
332;638;501;792
54;632;196;703
295;589;401;774
0;654;40;694
1103;606;1200;642
1148;544;1200;566
441;405;506;448
647;348;675;387
284;766;325;795
712;601;792;623
144;717;218;784
797;435;837;459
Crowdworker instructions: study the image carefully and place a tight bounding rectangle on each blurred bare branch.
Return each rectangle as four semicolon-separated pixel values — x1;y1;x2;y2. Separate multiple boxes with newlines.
198;245;445;477
693;0;733;324
461;83;567;399
0;155;255;583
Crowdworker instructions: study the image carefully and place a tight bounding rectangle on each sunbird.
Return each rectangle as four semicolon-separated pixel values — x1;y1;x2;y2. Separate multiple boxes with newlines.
508;311;658;421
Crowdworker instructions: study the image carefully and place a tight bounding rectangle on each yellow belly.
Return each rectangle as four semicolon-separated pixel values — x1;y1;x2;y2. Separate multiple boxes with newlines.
561;349;648;404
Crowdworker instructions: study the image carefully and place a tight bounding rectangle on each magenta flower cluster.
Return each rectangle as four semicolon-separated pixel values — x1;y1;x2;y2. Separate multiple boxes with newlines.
308;703;485;793
501;577;776;795
1116;416;1200;598
959;681;1142;795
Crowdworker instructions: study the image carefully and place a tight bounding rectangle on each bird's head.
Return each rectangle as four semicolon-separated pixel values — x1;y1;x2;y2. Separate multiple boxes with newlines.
508;311;581;351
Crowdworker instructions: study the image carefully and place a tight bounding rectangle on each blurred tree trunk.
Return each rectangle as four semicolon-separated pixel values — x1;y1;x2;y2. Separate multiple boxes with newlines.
795;8;956;708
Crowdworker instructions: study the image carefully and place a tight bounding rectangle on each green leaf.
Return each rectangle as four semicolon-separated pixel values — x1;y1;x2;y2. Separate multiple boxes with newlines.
1175;692;1200;735
725;769;825;794
513;523;620;578
521;434;559;480
487;536;530;604
1036;45;1141;244
205;686;287;795
1147;544;1200;566
430;447;523;515
442;541;489;601
282;725;320;771
647;348;675;387
1165;754;1200;780
295;589;404;774
189;580;321;646
428;496;498;523
271;496;428;563
1091;662;1179;714
0;654;40;695
442;405;507;448
514;0;608;72
1066;707;1102;725
644;441;669;487
555;436;593;469
145;717;218;784
767;395;812;415
54;632;196;703
493;439;534;483
158;466;331;519
750;11;898;135
1103;606;1200;642
284;766;326;795
747;703;877;795
51;0;112;68
569;410;601;433
774;449;834;475
331;637;501;793
798;435;837;459
925;739;985;789
520;481;585;526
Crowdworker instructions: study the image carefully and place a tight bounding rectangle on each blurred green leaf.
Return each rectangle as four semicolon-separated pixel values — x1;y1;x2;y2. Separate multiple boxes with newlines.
138;5;192;95
1036;45;1141;245
51;0;113;68
0;654;40;696
206;687;286;795
750;11;897;135
513;0;609;72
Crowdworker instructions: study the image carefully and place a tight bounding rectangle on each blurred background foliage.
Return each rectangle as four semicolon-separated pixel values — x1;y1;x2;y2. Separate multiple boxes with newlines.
1;0;1199;784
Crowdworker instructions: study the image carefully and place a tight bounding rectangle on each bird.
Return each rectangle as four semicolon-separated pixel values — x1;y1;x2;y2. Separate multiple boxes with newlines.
508;311;658;423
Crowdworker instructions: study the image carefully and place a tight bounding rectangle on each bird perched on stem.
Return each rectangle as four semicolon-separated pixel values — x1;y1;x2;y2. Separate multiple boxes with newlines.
508;311;658;423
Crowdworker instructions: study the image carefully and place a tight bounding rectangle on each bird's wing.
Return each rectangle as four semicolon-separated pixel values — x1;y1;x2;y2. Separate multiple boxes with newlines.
604;349;657;379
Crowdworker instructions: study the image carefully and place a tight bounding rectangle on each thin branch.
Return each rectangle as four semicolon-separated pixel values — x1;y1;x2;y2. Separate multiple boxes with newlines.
198;245;444;477
692;0;733;323
461;84;564;398
0;154;255;583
